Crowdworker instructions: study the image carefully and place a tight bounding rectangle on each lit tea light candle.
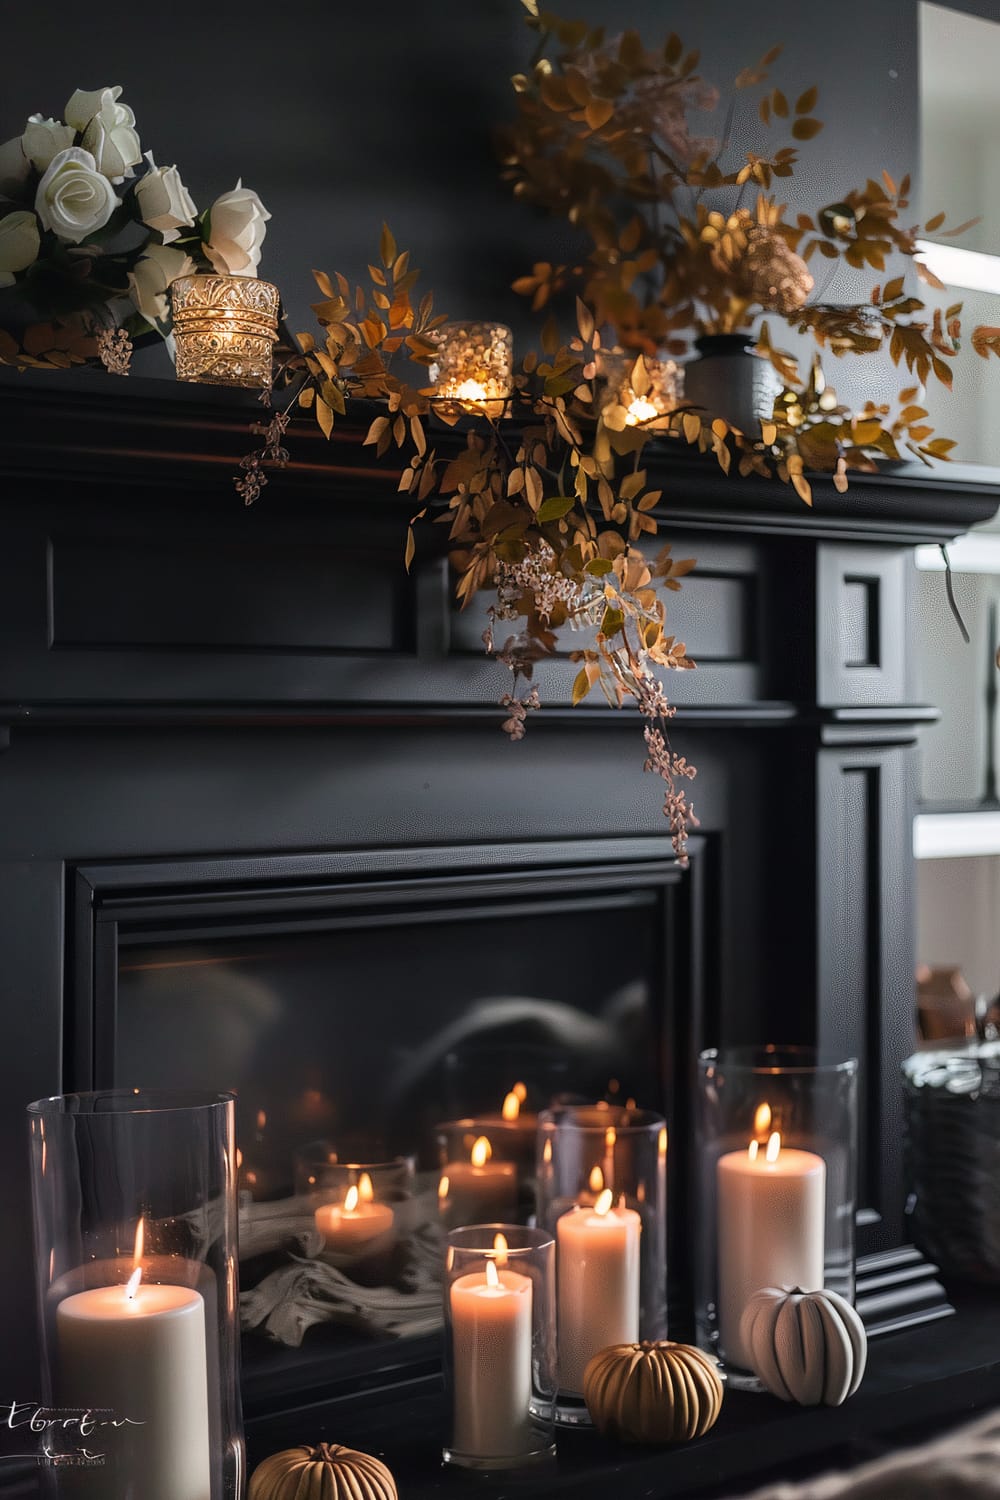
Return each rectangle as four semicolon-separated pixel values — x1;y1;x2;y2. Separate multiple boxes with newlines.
450;1233;533;1459
56;1220;212;1500
625;394;661;426
430;320;513;417
716;1123;826;1369
315;1173;395;1253
556;1188;641;1394
599;348;680;432
439;1135;518;1229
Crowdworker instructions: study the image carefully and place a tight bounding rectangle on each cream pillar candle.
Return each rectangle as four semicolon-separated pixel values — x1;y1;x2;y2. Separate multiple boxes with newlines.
57;1269;211;1500
315;1175;395;1252
716;1130;826;1370
439;1135;517;1228
450;1255;533;1459
556;1188;641;1393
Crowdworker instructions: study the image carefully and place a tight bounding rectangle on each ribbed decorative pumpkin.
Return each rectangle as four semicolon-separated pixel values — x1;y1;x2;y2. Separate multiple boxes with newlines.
583;1340;724;1444
740;1286;867;1407
248;1443;398;1500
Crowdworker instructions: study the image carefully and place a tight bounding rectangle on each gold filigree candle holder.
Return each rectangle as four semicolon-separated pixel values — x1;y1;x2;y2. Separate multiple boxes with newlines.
598;348;682;433
170;273;280;390
429;320;513;417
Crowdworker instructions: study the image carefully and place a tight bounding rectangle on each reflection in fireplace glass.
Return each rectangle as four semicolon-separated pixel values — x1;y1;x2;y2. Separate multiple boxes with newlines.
115;895;663;1381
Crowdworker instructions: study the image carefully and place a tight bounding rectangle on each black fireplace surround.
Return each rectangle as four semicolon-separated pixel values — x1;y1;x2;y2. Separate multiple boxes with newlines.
1;371;998;1490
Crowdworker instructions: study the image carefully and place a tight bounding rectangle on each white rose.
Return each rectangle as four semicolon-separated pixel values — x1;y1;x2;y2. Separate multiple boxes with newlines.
0;136;30;198
135;154;196;244
127;242;195;325
80;93;141;184
21;115;75;172
205;181;270;276
0;210;40;287
35;147;117;244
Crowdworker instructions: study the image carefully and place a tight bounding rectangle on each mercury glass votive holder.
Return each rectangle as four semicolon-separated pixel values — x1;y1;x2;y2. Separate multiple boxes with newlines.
429;320;513;417
597;347;682;431
695;1046;858;1389
443;1224;556;1470
536;1103;667;1425
27;1088;244;1498
170;273;280;390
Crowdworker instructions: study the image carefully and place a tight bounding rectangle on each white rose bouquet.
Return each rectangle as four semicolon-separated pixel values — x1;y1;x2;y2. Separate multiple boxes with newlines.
0;85;271;369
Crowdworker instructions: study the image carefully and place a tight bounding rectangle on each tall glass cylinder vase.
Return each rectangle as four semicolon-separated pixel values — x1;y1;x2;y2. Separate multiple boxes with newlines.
695;1047;858;1389
536;1104;667;1424
443;1225;556;1470
27;1089;244;1499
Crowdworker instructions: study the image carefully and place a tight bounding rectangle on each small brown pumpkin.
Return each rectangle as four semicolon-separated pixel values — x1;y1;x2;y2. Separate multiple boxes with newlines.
583;1340;724;1444
249;1442;398;1500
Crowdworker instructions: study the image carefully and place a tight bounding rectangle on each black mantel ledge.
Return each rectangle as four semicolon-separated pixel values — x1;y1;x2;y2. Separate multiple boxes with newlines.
2;368;998;544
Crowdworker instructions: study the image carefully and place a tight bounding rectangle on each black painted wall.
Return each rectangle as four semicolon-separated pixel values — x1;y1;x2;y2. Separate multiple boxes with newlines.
8;0;997;342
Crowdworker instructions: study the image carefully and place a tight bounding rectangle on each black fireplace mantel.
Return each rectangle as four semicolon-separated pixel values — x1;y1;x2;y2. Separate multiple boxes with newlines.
2;368;998;541
1;369;999;1483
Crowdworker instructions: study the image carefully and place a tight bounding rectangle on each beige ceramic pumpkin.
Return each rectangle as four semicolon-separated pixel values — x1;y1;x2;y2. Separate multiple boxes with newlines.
740;1286;867;1406
583;1340;724;1444
249;1442;398;1500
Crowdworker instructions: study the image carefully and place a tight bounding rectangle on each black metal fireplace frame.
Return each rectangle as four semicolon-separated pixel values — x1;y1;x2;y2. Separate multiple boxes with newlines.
68;831;712;1413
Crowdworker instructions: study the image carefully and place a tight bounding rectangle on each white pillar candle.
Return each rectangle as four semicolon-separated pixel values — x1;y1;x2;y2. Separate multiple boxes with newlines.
716;1130;826;1369
450;1258;533;1459
314;1177;395;1253
57;1271;211;1500
556;1189;641;1393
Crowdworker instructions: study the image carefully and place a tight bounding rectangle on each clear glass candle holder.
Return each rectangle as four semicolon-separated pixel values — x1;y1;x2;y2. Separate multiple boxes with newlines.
292;1140;415;1200
597;347;682;432
695;1047;858;1389
428;320;513;417
443;1224;556;1470
170;273;279;390
535;1103;667;1424
436;1118;529;1230
27;1089;244;1498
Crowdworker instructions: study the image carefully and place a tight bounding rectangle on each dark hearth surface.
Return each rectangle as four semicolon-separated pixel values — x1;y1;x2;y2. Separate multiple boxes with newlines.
241;1285;1000;1500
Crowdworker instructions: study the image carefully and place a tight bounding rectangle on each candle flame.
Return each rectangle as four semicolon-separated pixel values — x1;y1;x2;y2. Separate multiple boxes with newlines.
501;1091;521;1122
308;1175;316;1186
344;1185;360;1212
256;1110;267;1132
748;1139;760;1162
125;1267;142;1301
358;1172;374;1204
658;1126;668;1156
493;1232;509;1267
588;1165;605;1193
485;1258;501;1289
594;1188;614;1217
543;1139;553;1164
513;1081;527;1104
133;1217;145;1266
755;1102;772;1137
766;1131;781;1163
625;395;660;426
470;1136;491;1168
438;1174;450;1201
452;378;488;403
605;1126;617;1149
